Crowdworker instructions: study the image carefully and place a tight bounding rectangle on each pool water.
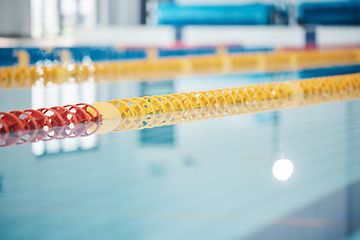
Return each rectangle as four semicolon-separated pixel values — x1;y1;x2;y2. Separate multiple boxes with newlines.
0;67;360;240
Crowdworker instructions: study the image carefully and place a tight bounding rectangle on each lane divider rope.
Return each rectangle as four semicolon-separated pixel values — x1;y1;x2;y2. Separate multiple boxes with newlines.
0;73;359;147
1;48;360;88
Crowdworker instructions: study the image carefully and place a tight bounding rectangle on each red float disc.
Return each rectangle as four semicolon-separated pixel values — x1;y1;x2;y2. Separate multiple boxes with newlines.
38;108;66;140
76;103;102;122
0;112;24;146
23;109;52;143
9;110;39;145
50;106;79;138
64;105;91;136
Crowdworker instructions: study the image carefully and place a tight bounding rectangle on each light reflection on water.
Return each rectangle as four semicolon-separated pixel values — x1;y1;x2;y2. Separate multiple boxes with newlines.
272;159;294;181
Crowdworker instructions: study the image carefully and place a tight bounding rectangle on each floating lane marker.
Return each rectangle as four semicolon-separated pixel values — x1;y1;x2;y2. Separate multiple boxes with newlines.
1;47;360;89
0;73;359;147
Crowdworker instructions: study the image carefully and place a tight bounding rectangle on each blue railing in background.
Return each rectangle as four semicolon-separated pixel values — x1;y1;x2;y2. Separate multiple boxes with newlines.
158;47;217;57
157;3;273;26
299;1;360;25
157;1;360;26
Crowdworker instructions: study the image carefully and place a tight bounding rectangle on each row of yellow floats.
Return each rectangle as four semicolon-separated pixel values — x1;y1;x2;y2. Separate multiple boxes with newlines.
92;73;360;133
1;47;360;89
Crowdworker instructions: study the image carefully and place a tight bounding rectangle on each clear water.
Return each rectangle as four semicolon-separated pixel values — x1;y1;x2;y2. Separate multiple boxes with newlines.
0;68;360;240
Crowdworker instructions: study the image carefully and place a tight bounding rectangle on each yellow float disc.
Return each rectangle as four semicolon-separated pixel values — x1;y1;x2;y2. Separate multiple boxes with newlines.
284;82;304;107
87;102;121;134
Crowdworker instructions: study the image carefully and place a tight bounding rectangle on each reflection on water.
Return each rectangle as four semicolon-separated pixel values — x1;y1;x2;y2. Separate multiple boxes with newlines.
272;159;294;181
299;64;360;79
141;125;175;146
140;81;176;146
